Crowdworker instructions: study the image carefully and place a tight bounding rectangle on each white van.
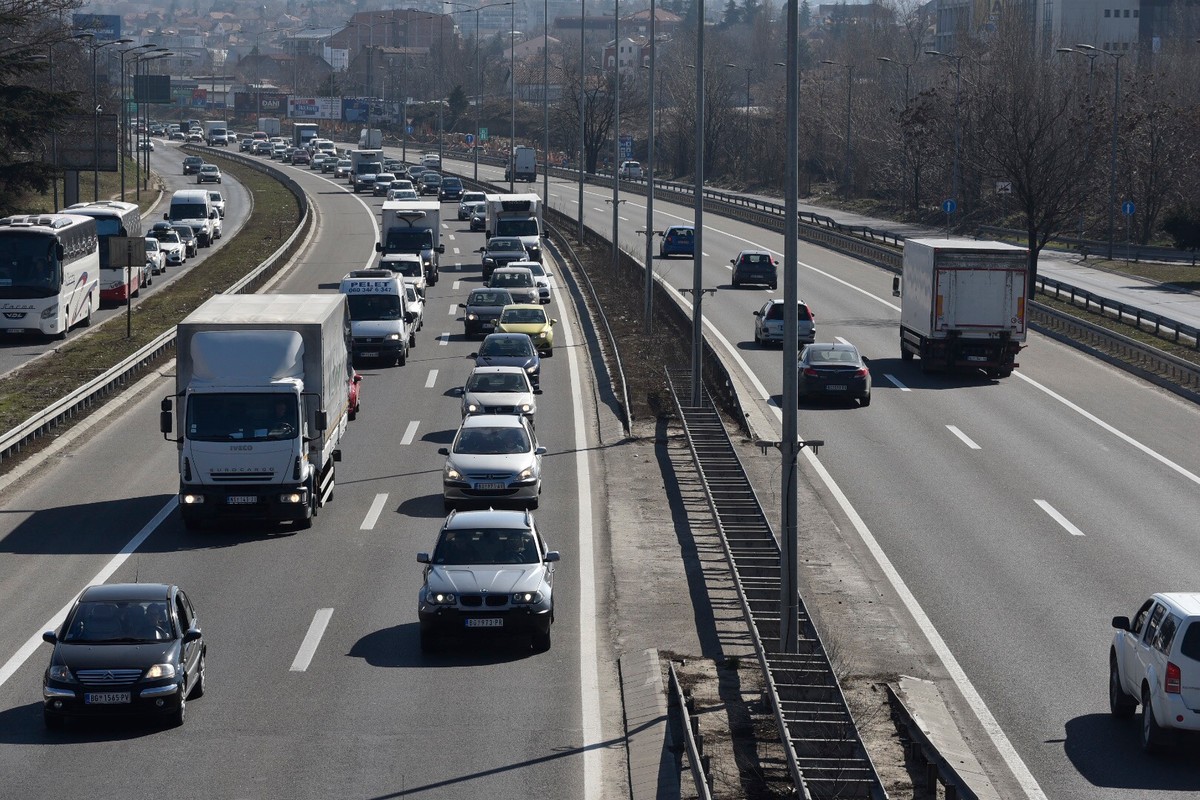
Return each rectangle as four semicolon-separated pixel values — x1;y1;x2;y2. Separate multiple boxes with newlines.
164;189;216;247
339;269;414;367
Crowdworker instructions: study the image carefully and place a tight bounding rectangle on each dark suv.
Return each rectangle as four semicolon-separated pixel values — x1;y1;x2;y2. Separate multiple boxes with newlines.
439;177;464;202
182;155;204;175
731;249;778;289
479;237;528;281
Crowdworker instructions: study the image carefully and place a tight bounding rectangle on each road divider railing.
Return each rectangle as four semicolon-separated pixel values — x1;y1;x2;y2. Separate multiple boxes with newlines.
0;146;313;467
666;660;715;800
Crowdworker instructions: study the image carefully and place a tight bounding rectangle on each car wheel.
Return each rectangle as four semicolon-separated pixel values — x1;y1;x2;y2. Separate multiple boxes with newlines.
770;283;778;290
168;684;186;727
860;392;871;407
131;281;140;299
1109;656;1135;718
732;280;741;288
191;653;206;698
409;332;416;348
1141;686;1168;753
43;708;65;729
396;346;407;367
532;627;551;653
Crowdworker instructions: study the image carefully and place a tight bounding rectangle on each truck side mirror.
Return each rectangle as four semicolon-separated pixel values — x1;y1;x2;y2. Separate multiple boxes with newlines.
315;410;328;433
436;245;445;254
159;410;173;435
892;276;901;297
375;242;382;252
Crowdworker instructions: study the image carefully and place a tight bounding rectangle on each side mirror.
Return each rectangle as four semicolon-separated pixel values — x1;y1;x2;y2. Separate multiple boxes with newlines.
729;258;735;265
468;352;478;359
436;245;445;254
163;212;169;220
42;630;57;645
182;628;202;644
353;374;363;384
437;447;450;456
550;319;558;326
375;242;382;252
861;356;871;364
892;276;902;297
405;312;416;324
544;551;561;563
160;410;173;435
533;388;543;395
1112;616;1131;631
753;311;762;317
535;446;547;455
458;303;467;309
451;387;464;397
315;410;328;433
417;552;430;564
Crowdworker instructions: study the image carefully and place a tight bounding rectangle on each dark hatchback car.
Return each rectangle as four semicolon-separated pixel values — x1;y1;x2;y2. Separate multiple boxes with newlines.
797;342;871;407
459;288;515;338
172;223;199;258
439;177;464;202
471;333;541;390
181;155;204;175
41;583;206;729
731;249;778;289
479;236;528;280
659;225;694;258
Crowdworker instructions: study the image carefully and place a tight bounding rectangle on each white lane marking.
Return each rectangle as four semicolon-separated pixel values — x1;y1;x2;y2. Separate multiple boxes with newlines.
425;369;438;388
289;608;334;672
360;493;388;530
618;215;629;221
1014;371;1200;487
558;257;602;799
0;498;177;691
592;207;604;213
453;280;461;290
1034;499;1086;536
884;373;911;391
835;336;852;345
946;425;981;450
400;420;420;445
447;234;455;240
448;303;458;315
453;247;461;255
439;332;450;346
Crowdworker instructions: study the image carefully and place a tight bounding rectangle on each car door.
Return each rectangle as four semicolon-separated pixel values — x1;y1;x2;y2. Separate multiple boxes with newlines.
1136;601;1168;696
174;589;202;685
1117;598;1153;694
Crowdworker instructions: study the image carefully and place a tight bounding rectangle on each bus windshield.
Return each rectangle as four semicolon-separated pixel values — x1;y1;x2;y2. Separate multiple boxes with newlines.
0;233;61;297
186;393;300;442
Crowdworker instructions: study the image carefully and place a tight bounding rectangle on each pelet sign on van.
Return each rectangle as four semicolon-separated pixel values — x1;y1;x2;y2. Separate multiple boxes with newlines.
344;279;393;294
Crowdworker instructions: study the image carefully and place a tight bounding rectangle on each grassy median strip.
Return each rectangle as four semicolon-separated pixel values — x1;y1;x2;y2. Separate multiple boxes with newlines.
0;154;301;434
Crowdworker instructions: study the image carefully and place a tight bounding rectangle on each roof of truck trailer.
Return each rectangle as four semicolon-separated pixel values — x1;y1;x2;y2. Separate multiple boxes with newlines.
906;237;1025;251
182;294;346;325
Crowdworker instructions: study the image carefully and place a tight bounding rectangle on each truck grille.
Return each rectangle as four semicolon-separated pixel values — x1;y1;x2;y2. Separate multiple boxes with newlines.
209;470;275;481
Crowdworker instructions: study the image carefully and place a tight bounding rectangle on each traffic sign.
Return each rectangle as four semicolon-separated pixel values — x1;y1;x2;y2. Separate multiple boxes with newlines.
942;198;957;214
1122;200;1135;216
995;180;1012;194
465;133;474;145
406;125;413;135
479;127;488;142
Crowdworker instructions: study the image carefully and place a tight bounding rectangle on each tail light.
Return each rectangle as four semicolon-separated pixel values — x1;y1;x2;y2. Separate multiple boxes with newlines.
803;368;820;377
1166;661;1182;694
854;368;868;378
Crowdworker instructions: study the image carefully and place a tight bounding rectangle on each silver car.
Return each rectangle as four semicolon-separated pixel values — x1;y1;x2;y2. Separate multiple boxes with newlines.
416;508;560;652
458;365;540;418
753;298;816;346
438;414;543;511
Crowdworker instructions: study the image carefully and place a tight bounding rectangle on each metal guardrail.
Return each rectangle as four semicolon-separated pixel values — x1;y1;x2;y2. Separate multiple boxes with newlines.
666;660;715;800
0;146;314;466
977;224;1197;264
885;683;981;800
1037;275;1200;351
666;369;886;800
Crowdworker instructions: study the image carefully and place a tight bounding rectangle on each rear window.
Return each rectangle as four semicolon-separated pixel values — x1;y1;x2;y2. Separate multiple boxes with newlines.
765;303;812;321
1179;621;1200;661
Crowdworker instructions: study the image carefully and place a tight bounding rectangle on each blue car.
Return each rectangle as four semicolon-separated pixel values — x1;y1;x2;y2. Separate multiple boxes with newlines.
659;225;694;258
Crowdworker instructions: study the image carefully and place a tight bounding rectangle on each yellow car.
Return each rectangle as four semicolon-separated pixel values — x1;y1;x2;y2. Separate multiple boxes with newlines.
497;304;557;356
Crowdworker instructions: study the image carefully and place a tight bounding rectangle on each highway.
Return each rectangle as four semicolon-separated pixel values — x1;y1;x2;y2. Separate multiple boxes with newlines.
442;156;1200;799
0;152;619;799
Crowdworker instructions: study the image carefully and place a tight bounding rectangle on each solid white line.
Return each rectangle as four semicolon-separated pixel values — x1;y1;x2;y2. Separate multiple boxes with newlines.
452;280;461;290
400;420;420;445
946;425;982;450
289;608;334;671
1034;499;1086;536
1014;371;1200;487
425;369;438;388
884;373;911;391
360;493;388;530
439;332;450;346
559;260;602;798
0;498;178;691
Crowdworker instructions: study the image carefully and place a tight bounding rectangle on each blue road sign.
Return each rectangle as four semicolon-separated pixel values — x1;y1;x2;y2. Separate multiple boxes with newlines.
942;198;957;214
465;133;474;145
406;125;413;135
1122;200;1135;216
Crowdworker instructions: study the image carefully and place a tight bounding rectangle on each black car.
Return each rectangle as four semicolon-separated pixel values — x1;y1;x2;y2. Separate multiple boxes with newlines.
41;583;206;728
459;288;515;338
439;177;464;202
471;333;541;389
479;236;528;281
797;342;872;407
172;224;199;258
181;155;204;175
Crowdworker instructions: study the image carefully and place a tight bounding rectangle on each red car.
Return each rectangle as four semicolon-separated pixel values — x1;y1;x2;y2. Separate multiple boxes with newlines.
348;370;362;420
291;150;311;165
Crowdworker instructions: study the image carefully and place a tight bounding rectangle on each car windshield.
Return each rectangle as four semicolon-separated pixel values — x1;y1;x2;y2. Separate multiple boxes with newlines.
144;241;159;252
384;229;433;252
347;294;402;321
467;371;527;393
462;194;486;204
173;226;194;240
153;231;180;244
470;291;512;307
480;336;534;357
444;179;462;188
493;272;533;287
525;263;547;278
63;600;174;643
432;528;538;565
489;239;524;253
501;308;546;324
185;393;300;442
389;260;423;278
454;425;531;455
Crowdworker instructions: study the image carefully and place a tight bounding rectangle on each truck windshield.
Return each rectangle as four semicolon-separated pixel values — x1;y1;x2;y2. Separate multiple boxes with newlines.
383;229;433;253
496;219;539;237
356;162;382;174
186;393;300;442
346;294;402;321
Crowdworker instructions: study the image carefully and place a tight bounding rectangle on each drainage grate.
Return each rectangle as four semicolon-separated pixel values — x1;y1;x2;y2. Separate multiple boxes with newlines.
667;369;887;800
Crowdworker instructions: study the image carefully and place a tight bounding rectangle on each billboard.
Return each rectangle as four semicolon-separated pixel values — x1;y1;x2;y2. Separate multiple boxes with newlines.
288;97;341;120
134;74;171;104
72;13;121;41
57;114;119;171
341;98;369;123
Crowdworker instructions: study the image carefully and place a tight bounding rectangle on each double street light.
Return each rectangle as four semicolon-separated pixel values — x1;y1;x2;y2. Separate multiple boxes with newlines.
924;49;964;208
1075;43;1124;260
73;33;134;201
820;59;853;195
133;49;171;200
117;43;155;200
449;2;512;180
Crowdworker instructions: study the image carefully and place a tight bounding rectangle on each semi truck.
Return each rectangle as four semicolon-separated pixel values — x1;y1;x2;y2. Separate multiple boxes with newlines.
293;122;319;149
202;120;229;146
377;199;444;286
349;149;383;192
894;238;1028;377
160;294;352;530
485;193;543;262
257;117;281;137
504;146;537;182
359;128;382;149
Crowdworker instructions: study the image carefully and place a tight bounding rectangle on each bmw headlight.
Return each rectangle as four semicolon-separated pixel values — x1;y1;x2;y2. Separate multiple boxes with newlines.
144;663;176;680
511;591;543;605
47;665;76;682
425;589;456;605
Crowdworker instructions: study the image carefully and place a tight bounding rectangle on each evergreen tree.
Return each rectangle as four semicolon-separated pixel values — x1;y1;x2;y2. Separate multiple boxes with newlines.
799;0;812;29
743;0;762;23
721;0;743;26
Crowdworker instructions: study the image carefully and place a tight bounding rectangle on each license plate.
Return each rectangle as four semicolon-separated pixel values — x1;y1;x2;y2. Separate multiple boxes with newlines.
6;328;24;334
85;692;131;705
465;618;503;628
227;495;258;505
967;355;987;362
826;384;847;391
358;351;378;358
481;322;495;329
476;482;505;490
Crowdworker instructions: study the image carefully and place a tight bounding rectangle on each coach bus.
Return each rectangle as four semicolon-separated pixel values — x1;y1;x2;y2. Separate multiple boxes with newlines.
0;213;100;338
63;201;144;304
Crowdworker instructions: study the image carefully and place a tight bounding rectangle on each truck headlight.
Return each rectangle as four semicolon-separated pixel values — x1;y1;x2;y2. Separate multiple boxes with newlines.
385;333;402;341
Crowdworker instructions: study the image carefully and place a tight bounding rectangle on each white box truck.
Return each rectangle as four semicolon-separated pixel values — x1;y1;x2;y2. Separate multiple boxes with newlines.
359;128;382;149
895;238;1028;377
349;149;383;192
203;120;228;146
378;200;444;285
485;193;543;262
293;122;319;149
339;269;414;366
504;146;537;182
160;294;352;530
257;117;281;137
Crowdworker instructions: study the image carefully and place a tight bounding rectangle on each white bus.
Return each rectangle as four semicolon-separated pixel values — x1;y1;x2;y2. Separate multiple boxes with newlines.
63;201;143;305
0;213;100;338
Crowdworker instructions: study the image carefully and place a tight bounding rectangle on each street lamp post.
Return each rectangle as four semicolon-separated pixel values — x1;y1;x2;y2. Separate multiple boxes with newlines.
510;0;517;192
1076;43;1124;260
118;43;154;201
691;0;705;407
820;59;853;195
611;0;620;271
724;63;752;180
450;2;513;179
875;55;914;106
578;0;586;243
1057;47;1099;242
74;33;134;202
133;50;171;200
542;0;550;205
925;49;964;207
642;0;656;334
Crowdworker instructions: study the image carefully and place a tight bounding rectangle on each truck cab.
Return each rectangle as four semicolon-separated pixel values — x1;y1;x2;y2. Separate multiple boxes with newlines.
339;270;413;367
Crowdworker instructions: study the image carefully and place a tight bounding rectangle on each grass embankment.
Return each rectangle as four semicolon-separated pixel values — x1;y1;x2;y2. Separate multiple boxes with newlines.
0;153;301;434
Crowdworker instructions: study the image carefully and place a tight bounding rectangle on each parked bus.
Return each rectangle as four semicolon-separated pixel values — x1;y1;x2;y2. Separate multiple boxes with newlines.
63;201;143;305
0;213;100;338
